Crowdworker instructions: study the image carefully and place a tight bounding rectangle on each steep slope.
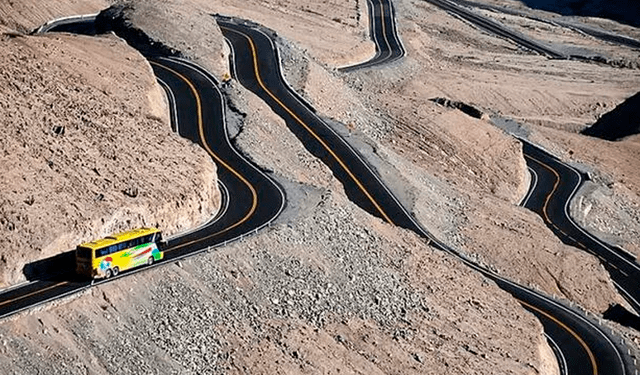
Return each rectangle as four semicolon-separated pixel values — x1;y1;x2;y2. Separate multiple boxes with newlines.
2;0;639;373
0;28;220;287
0;0;560;374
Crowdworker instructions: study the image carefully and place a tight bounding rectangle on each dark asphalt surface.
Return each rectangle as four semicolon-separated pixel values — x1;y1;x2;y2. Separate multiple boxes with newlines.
339;0;405;71
426;0;640;318
523;141;640;315
423;0;567;59
149;57;285;255
0;24;285;319
218;14;633;375
219;18;420;233
2;10;635;375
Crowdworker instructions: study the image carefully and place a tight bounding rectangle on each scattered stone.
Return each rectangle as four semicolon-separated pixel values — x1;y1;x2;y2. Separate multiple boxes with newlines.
122;186;139;198
413;353;424;363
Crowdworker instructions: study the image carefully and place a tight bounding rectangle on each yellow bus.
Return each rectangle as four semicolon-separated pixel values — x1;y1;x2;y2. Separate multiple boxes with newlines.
76;227;164;279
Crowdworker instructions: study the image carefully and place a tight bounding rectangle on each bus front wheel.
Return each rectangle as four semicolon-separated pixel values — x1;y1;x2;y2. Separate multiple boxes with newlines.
147;257;154;266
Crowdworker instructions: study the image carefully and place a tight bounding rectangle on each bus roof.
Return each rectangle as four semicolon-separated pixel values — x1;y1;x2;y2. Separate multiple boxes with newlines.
78;227;161;250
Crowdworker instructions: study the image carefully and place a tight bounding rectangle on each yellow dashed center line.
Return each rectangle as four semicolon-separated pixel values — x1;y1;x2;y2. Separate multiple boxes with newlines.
222;26;394;224
519;299;598;375
525;154;561;226
150;61;259;251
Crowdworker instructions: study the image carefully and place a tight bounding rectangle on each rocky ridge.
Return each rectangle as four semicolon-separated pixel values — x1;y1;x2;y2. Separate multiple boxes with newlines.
1;0;639;373
0;27;220;286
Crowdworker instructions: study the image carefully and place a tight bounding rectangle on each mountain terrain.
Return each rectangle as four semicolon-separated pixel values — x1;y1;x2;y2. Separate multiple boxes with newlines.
0;0;639;373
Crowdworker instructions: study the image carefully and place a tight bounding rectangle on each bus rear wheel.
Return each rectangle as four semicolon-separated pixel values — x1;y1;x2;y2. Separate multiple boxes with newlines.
112;267;119;277
147;257;154;266
104;269;112;279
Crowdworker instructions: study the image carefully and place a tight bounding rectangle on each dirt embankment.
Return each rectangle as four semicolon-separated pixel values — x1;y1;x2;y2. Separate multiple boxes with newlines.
2;0;638;372
0;0;108;32
0;0;559;373
0;28;220;287
92;0;375;79
463;2;640;262
268;0;630;315
0;135;554;375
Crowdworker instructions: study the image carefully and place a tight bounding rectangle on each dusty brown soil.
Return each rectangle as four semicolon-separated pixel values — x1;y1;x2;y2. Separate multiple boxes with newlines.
458;1;640;261
0;29;220;286
0;0;108;32
0;184;555;375
271;0;632;314
1;0;639;373
96;0;375;79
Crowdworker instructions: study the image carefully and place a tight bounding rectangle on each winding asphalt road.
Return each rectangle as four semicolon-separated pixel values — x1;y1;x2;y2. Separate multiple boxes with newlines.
339;0;405;72
451;0;640;50
523;141;640;315
425;0;640;319
0;22;285;319
423;0;567;59
1;7;636;375
217;12;635;375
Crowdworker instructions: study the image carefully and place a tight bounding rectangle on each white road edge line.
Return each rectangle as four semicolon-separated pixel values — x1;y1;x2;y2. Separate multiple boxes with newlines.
520;166;538;207
545;332;569;375
158;56;287;233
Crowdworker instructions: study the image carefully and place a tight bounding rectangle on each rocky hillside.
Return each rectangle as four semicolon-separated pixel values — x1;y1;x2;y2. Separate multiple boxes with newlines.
1;0;639;373
0;27;220;286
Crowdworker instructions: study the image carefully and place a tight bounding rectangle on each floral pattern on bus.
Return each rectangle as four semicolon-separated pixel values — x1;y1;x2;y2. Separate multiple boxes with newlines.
99;257;113;272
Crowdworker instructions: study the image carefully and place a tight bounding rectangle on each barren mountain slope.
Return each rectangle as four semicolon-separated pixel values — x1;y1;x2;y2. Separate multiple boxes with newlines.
0;0;108;32
1;0;638;373
257;0;633;314
92;0;375;79
421;0;640;261
0;29;220;287
451;0;640;260
0;0;561;374
202;0;375;68
0;82;557;375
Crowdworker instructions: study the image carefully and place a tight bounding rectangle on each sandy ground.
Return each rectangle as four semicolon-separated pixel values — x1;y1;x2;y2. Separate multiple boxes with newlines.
266;0;633;314
0;29;220;286
1;0;639;373
0;187;556;374
441;0;640;260
0;0;108;32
